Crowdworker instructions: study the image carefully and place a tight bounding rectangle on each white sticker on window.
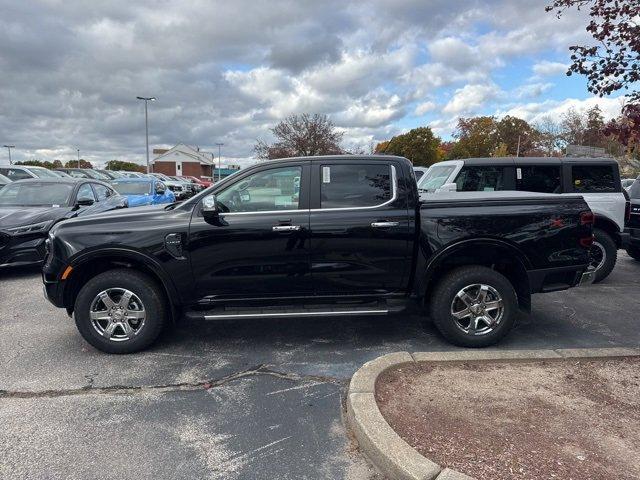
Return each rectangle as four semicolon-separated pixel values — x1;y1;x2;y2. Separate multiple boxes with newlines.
516;167;522;180
322;166;331;183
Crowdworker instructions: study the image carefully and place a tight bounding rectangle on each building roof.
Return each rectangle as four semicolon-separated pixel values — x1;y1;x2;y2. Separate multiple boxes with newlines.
151;143;213;165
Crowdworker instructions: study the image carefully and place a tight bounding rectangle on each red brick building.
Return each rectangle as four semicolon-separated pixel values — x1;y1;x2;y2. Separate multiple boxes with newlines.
150;143;215;178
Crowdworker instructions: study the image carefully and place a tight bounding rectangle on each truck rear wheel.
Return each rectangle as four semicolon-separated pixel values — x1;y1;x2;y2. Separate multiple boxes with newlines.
590;228;617;283
74;269;168;354
429;266;518;348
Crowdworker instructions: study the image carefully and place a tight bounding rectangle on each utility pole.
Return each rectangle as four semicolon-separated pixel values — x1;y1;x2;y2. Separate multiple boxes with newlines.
215;142;224;182
3;145;15;165
77;148;80;168
136;96;156;173
516;135;521;157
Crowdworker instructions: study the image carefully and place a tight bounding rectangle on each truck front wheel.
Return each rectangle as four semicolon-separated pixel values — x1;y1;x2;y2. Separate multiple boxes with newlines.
74;269;168;354
429;266;518;348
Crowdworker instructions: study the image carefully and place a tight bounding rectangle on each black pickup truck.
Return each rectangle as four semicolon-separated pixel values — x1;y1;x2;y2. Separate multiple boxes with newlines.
42;155;595;353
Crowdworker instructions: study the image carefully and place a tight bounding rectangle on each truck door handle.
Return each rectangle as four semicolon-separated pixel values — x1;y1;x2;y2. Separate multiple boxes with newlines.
272;225;301;232
371;221;399;228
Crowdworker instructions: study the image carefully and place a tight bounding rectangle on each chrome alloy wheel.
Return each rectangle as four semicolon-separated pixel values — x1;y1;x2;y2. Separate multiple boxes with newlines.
89;288;146;342
450;284;505;336
589;241;606;272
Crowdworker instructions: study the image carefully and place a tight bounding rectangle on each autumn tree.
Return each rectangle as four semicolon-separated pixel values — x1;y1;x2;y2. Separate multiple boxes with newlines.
535;116;564;156
495;115;542;156
376;127;441;167
254;113;344;159
16;159;62;169
547;0;640;148
64;159;93;169
106;160;146;172
450;116;498;158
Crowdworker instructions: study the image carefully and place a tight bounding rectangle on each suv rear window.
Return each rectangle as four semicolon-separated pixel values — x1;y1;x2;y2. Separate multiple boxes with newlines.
455;166;505;192
320;164;391;208
572;165;616;193
516;165;561;194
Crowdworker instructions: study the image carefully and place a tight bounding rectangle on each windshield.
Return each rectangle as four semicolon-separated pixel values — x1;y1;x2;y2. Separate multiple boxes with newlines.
112;181;152;195
0;182;73;206
27;167;59;179
84;170;111;180
629;178;640;199
0;173;10;183
417;165;457;192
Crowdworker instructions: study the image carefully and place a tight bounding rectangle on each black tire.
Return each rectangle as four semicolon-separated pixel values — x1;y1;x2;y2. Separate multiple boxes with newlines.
626;245;640;262
428;266;518;348
591;228;617;283
74;269;168;354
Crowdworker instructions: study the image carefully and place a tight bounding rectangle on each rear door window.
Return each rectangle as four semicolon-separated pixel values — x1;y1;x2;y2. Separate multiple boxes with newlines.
320;164;392;208
572;165;616;193
0;168;32;181
92;183;112;201
455;166;505;192
516;165;562;193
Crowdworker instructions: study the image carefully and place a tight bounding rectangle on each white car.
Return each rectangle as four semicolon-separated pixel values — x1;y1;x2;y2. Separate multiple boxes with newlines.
418;157;629;283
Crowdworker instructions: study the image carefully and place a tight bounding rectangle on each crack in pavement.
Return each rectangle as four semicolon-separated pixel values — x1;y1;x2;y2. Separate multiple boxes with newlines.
0;365;346;400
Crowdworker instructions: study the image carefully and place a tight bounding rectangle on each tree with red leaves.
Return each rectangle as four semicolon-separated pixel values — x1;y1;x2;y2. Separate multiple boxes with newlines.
547;0;639;149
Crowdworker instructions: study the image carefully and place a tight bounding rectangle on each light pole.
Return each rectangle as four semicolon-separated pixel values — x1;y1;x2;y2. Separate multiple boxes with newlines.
77;148;80;168
136;96;156;173
3;145;15;165
215;142;224;182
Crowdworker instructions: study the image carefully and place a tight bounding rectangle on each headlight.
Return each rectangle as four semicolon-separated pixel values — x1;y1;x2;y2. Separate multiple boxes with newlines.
6;220;54;235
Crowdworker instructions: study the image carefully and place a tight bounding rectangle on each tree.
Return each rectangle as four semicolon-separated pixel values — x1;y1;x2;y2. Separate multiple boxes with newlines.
560;107;586;145
583;105;607;147
16;159;63;169
376;127;441;167
535;116;564;156
495;116;541;156
106;160;146;172
254;113;344;159
450;116;499;158
64;159;93;169
547;1;640;147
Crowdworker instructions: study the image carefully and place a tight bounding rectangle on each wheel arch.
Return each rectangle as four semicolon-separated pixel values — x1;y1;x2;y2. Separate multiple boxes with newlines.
593;214;622;247
61;248;180;322
418;238;532;312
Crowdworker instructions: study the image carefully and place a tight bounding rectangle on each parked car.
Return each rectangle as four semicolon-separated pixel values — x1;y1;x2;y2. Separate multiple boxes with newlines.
180;175;212;189
42;155;594;353
50;169;72;178
148;172;189;199
0;164;61;180
0;178;127;268
413;167;429;181
116;171;148;179
110;178;175;207
56;168;112;182
622;178;635;189
171;176;203;192
417;157;628;283
95;169;125;180
0;173;11;189
625;178;640;261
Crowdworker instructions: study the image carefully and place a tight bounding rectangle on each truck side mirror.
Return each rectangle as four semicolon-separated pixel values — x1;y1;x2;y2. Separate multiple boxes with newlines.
202;194;219;218
437;182;458;193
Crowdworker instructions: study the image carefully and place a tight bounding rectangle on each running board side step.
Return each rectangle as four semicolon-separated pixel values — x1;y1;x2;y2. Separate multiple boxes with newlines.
184;306;392;321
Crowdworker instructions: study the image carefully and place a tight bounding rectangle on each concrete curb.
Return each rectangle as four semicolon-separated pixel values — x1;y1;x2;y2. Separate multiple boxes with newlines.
346;347;640;480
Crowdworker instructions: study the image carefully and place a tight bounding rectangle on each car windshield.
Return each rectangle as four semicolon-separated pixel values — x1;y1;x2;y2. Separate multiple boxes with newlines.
0;182;73;206
85;170;111;180
417;165;457;192
112;181;152;195
628;178;640;199
0;173;10;184
27;167;59;179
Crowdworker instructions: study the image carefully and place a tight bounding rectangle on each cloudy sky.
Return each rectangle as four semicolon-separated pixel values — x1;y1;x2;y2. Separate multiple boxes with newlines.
0;0;629;167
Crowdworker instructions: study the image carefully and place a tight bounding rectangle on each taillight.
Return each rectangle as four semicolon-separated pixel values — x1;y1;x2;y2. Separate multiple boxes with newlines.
580;211;594;225
580;236;594;248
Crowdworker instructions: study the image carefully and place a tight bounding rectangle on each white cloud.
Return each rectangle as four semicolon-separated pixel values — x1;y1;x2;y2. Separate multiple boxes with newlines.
414;101;437;116
532;60;568;77
443;83;502;115
515;82;554;99
497;96;625;124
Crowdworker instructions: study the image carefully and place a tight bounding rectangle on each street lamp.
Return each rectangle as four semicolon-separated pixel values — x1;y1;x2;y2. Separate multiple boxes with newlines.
136;96;156;173
215;142;224;182
77;148;80;168
3;145;15;165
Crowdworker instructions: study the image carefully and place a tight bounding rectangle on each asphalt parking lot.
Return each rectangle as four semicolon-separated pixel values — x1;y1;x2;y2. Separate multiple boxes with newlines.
1;255;639;480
